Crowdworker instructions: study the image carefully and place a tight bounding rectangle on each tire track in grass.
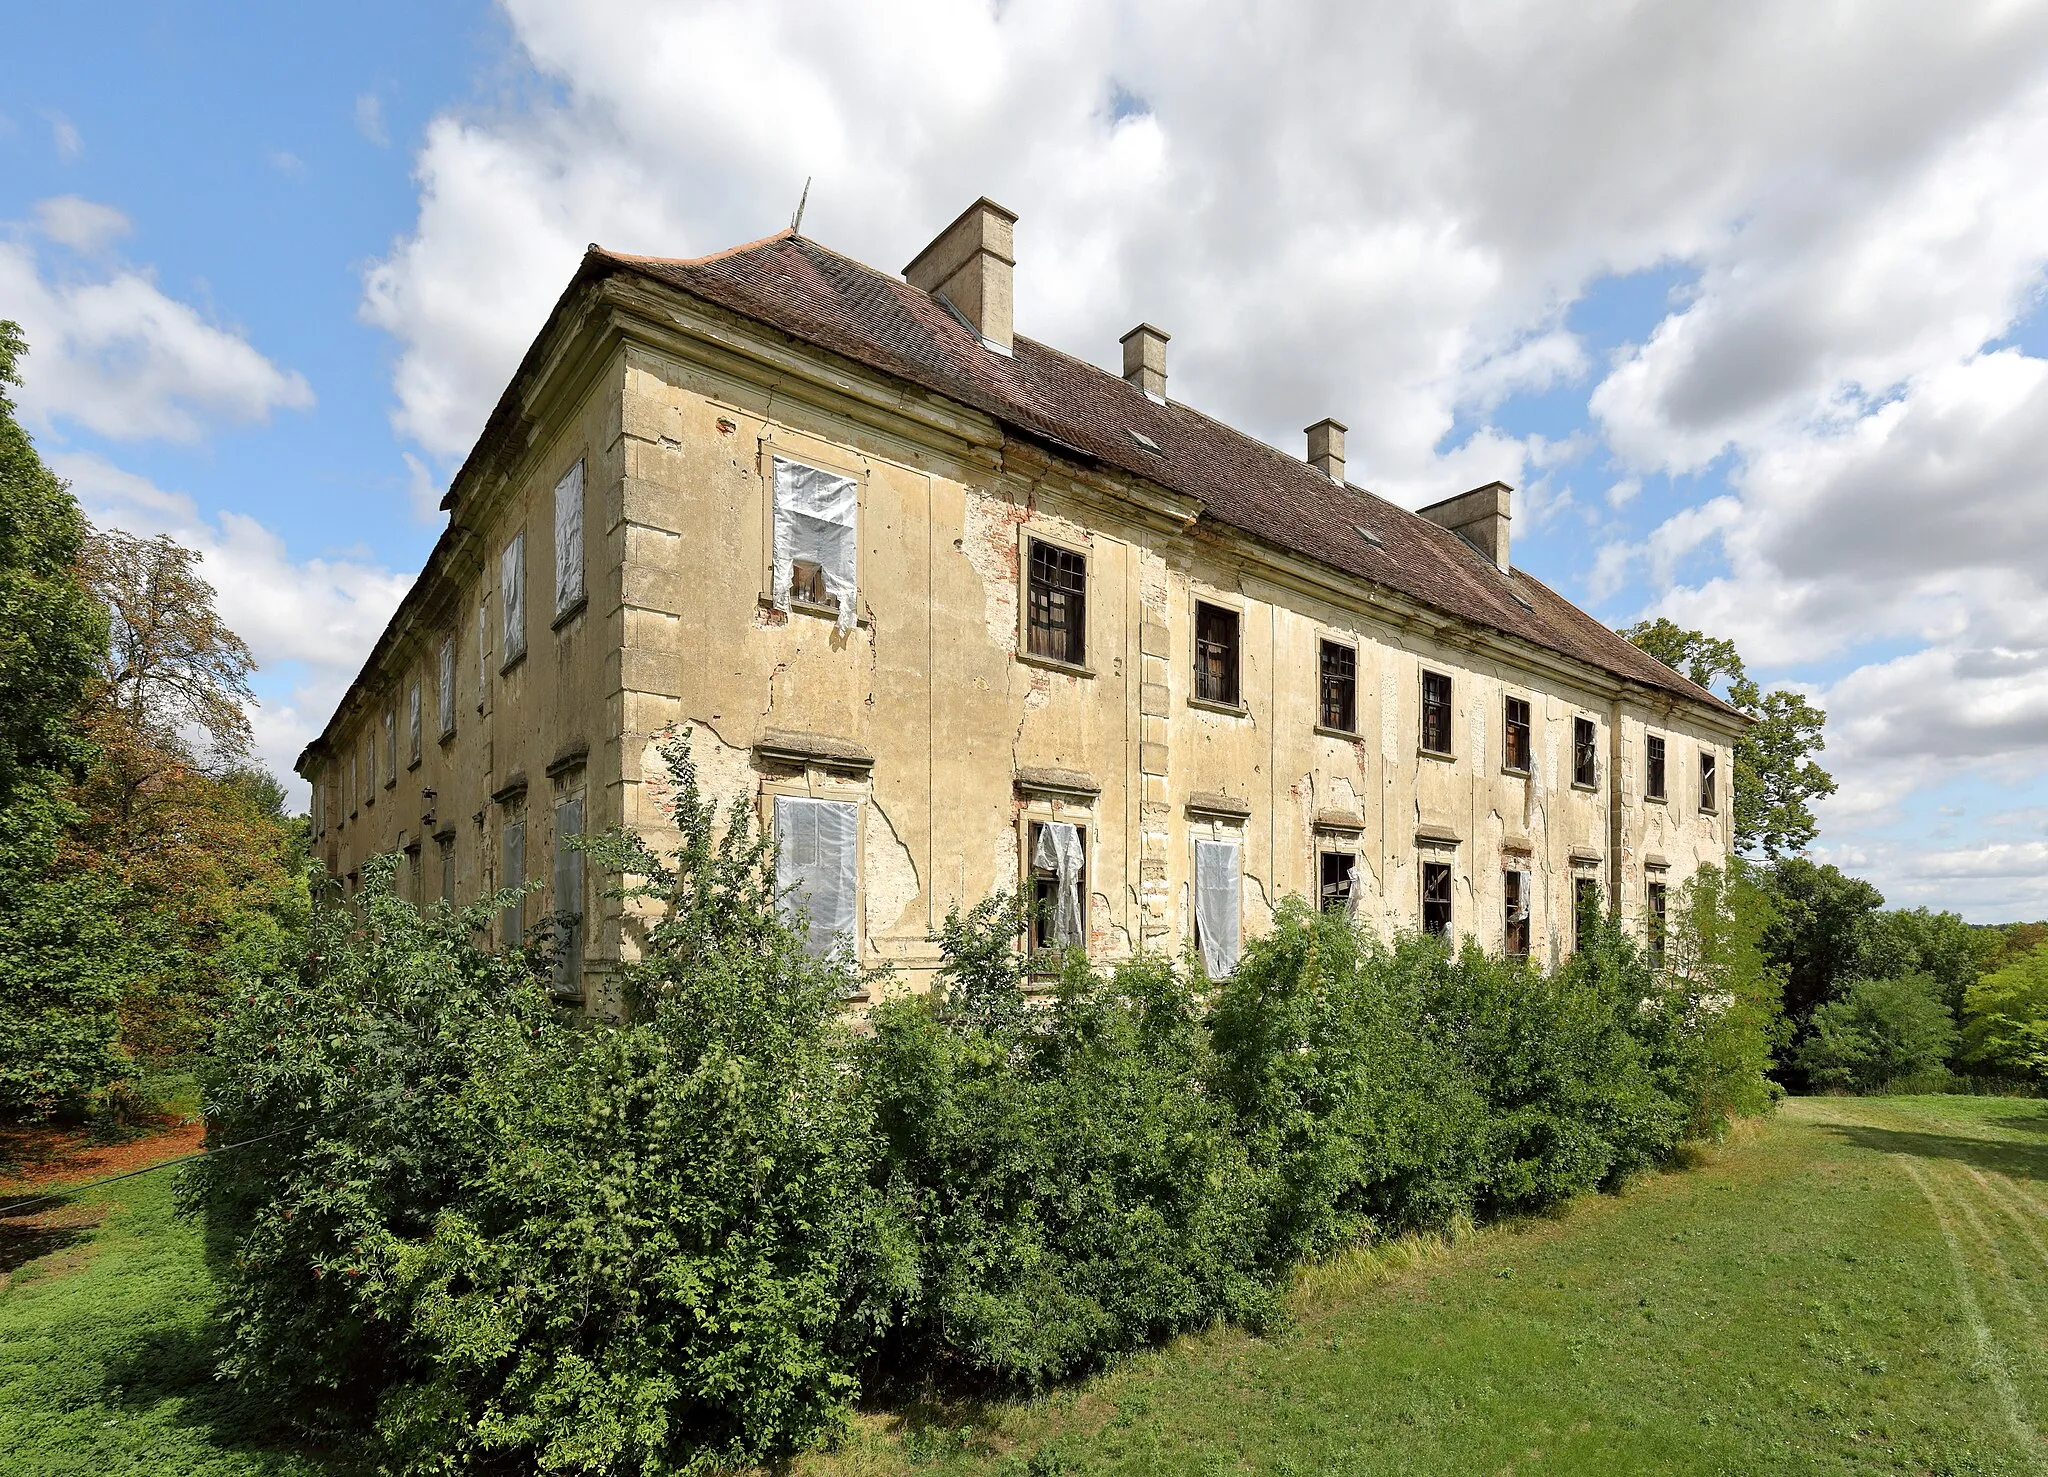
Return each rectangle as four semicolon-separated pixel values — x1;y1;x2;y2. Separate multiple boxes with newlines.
1968;1166;2048;1270
1895;1154;2044;1469
1934;1162;2047;1358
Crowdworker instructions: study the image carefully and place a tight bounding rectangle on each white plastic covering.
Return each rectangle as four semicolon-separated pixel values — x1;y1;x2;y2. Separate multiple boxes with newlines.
501;818;525;946
438;637;456;736
772;456;858;632
552;795;584;994
383;709;396;775
775;795;859;958
553;459;585;616
501;533;526;661
1510;869;1532;924
476;601;489;708
1194;839;1241;978
1033;821;1085;947
407;684;422;765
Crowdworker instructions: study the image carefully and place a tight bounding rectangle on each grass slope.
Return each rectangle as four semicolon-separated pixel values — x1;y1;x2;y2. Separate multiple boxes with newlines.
810;1096;2048;1477
2;1098;2043;1476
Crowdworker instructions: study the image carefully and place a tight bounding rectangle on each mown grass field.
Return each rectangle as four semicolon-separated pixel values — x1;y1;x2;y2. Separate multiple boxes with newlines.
3;1096;2045;1476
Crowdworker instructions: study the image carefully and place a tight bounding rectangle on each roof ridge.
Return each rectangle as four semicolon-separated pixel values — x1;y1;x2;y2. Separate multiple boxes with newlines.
598;227;796;269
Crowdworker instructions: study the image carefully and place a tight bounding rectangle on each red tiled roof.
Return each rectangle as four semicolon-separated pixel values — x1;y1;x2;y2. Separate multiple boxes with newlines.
592;232;1736;718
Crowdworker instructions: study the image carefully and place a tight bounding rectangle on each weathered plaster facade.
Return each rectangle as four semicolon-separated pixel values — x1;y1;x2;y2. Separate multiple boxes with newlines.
300;201;1744;1004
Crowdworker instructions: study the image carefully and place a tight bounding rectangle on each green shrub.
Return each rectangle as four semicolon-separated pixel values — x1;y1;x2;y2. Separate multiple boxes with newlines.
1961;941;2048;1087
188;737;889;1474
861;898;1275;1388
1795;974;1957;1092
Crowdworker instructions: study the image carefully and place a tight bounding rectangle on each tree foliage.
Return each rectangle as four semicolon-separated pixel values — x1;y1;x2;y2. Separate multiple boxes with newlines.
1621;618;1837;857
1795;974;1957;1092
1961;941;2048;1086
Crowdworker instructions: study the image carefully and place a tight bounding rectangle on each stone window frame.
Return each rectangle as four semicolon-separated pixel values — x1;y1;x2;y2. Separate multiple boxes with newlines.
1016;785;1096;971
756;430;870;629
1188;587;1248;716
1016;525;1095;677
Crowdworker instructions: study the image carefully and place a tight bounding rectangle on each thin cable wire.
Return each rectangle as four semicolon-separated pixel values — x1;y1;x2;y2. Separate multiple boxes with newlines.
0;1122;302;1217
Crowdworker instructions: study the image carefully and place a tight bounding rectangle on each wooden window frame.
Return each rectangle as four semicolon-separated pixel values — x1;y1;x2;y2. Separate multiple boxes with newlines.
1645;732;1668;802
1022;534;1090;673
1192;598;1243;711
1502;694;1532;775
1420;669;1454;757
1421;858;1453;937
1318;638;1358;735
1572;715;1599;790
1699;749;1718;814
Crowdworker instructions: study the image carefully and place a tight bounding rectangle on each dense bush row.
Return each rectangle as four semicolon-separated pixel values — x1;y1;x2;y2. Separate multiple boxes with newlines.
187;737;1781;1475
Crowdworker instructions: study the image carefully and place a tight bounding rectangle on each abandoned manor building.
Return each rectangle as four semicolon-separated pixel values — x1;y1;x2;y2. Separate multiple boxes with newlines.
298;196;1745;1003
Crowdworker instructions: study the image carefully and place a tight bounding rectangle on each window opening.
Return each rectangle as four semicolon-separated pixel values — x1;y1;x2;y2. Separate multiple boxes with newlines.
500;816;525;946
1503;867;1531;956
1029;820;1086;953
407;684;422;767
1025;539;1087;666
554;459;585;618
438;834;455;904
1320;850;1359;915
774;795;859;958
438;636;456;737
1194;601;1241;706
383;710;396;783
501;533;527;664
553;795;585;996
405;846;421;906
1421;670;1452;755
1422;859;1453;937
1194;838;1241;976
1700;750;1717;812
476;600;489;711
1648;879;1669;963
1646;734;1667;800
363;735;375;805
1573;716;1598;788
1319;640;1357;733
1574;876;1602;952
349;753;359;816
1504;696;1531;772
772;456;858;631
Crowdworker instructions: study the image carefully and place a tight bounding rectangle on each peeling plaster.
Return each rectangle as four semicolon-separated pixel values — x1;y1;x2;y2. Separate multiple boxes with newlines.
961;490;1027;651
865;796;922;939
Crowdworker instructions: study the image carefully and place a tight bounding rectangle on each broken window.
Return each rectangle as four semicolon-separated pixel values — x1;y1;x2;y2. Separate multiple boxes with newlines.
1194;838;1241;977
1648;878;1669;963
1194;601;1240;706
1026;539;1087;666
772;456;858;632
1422;859;1453;938
774;795;859;959
1646;733;1667;800
1700;750;1718;812
1503;867;1531;956
1421;670;1453;755
1573;716;1598;788
405;844;421;906
1319;639;1357;733
1320;850;1359;915
501;815;525;946
1574;875;1603;952
501;533;527;664
553;795;585;996
438;833;455;904
1503;696;1531;773
554;459;585;618
438;636;456;738
1029;820;1086;954
407;683;422;768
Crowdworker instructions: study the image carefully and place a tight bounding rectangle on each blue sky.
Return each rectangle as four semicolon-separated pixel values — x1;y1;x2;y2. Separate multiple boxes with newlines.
8;1;2048;919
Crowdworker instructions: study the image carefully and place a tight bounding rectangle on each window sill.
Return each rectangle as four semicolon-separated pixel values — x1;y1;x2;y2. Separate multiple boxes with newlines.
407;758;422;773
1017;650;1094;679
1314;723;1361;741
1571;780;1599;793
550;595;587;632
1417;746;1455;763
1698;807;1720;817
439;729;457;746
500;651;527;675
1501;765;1531;779
762;594;869;628
1645;794;1669;806
1188;695;1248;718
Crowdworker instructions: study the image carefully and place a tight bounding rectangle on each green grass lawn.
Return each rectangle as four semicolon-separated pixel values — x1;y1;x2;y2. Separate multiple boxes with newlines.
4;1097;2045;1476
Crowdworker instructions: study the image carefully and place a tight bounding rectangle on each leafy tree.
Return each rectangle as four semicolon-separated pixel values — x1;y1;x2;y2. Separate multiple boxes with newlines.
1960;941;2048;1086
1861;906;1999;1021
1621;618;1836;857
1794;974;1956;1092
1755;858;1887;1025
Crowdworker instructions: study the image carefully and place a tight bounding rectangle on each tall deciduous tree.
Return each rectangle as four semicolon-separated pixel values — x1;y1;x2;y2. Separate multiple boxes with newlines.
1621;618;1836;857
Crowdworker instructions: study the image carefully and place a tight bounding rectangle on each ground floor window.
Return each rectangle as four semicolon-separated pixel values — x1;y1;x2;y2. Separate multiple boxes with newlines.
1319;850;1357;914
500;816;526;946
774;794;859;960
437;833;455;903
1422;860;1452;938
1573;875;1603;952
1029;819;1087;954
1503;867;1531;956
1648;878;1669;963
1194;838;1242;976
553;795;585;996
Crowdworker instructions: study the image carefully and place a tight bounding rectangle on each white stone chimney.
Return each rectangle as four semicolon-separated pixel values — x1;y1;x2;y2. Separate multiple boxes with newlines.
904;197;1017;355
1418;481;1514;571
1306;418;1347;482
1121;324;1169;402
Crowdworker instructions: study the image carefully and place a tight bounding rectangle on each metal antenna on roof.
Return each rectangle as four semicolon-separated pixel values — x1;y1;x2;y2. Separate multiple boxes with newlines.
790;176;811;236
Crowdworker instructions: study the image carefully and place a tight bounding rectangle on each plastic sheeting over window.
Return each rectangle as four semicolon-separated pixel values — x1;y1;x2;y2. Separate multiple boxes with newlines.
407;684;422;766
438;637;455;736
501;818;525;947
554;460;585;617
1033;820;1085;948
553;795;584;996
775;795;858;959
772;456;857;632
1194;838;1241;978
501;533;526;663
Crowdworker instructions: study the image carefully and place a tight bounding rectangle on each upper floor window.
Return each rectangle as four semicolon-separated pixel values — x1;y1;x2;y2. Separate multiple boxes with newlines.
1026;539;1086;666
501;532;527;667
407;684;422;768
1572;716;1598;788
1319;639;1357;733
1646;733;1668;800
1421;670;1452;755
1422;859;1453;937
1503;696;1532;773
1029;819;1087;953
1700;750;1718;813
383;709;397;785
553;459;586;620
772;455;857;632
1194;601;1241;707
438;636;456;738
363;732;376;803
